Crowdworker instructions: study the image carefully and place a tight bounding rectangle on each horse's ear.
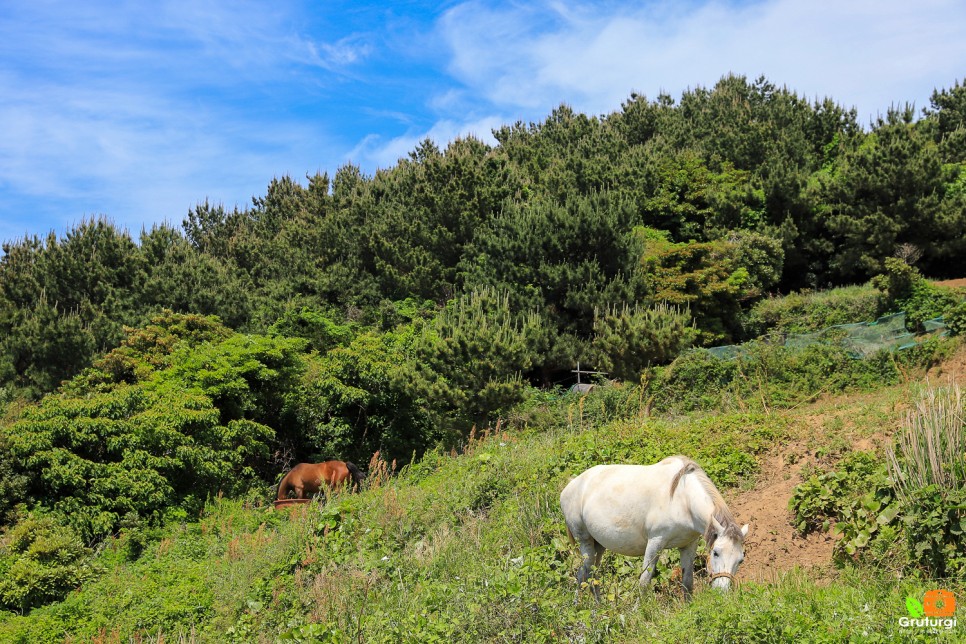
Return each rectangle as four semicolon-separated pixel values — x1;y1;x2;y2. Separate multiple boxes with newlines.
741;523;749;537
710;516;723;536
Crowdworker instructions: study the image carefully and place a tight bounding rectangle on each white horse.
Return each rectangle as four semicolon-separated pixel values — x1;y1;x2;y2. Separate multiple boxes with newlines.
559;455;749;599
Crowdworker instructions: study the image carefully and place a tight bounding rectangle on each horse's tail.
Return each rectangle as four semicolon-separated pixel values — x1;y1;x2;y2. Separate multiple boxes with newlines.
566;524;576;546
345;461;366;490
669;457;698;498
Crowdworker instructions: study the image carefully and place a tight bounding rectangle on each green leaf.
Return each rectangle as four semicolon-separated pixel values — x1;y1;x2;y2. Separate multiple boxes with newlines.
876;503;900;525
906;596;925;618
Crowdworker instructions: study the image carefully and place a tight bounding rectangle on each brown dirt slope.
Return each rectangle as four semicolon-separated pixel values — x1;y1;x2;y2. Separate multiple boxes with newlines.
728;442;838;583
725;342;966;583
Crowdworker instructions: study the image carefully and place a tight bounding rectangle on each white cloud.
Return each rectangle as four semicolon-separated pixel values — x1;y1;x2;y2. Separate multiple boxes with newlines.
0;1;353;237
438;0;966;123
2;0;965;244
0;74;334;231
351;116;506;170
307;37;373;69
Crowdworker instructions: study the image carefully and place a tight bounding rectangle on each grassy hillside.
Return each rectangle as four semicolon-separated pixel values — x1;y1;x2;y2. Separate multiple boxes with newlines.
1;340;963;642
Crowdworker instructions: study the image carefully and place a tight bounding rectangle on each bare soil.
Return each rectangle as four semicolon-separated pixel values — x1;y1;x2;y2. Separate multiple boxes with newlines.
727;440;840;583
932;277;966;290
724;342;966;584
927;339;966;383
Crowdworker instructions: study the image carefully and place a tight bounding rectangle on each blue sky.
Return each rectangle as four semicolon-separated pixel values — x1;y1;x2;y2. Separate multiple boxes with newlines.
2;0;965;245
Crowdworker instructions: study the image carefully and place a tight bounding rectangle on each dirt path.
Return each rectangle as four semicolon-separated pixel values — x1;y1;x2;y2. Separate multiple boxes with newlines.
727;442;838;583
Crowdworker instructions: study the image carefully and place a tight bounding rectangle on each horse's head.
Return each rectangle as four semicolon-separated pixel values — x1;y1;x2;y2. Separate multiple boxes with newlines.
707;516;749;591
345;461;367;490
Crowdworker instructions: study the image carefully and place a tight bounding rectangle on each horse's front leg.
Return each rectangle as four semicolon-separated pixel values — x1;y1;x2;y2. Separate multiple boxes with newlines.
638;537;665;588
679;541;698;600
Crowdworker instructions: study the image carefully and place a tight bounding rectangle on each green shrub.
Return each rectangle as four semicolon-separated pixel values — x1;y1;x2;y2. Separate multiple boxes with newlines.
1;324;308;540
899;485;966;578
590;302;697;380
0;434;28;524
0;516;99;611
870;257;919;302
789;452;884;534
742;285;884;338
641;233;782;345
896;280;962;331
872;258;961;331
299;326;449;465
830;477;901;566
648;349;740;411
4;386;273;541
789;453;903;569
420;287;548;430
268;307;355;353
69;310;233;390
946;301;966;336
652;342;902;413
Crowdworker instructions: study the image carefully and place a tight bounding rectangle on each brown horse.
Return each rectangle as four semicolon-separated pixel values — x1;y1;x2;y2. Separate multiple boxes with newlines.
276;460;366;500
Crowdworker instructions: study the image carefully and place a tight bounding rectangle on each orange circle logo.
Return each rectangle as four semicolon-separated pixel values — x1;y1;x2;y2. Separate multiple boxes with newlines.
923;589;956;618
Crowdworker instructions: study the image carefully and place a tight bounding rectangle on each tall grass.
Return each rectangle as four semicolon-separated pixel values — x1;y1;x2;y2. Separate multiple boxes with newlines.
888;384;965;504
885;383;966;578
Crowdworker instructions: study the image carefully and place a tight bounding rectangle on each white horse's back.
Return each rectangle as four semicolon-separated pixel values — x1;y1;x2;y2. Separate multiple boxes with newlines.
560;457;699;556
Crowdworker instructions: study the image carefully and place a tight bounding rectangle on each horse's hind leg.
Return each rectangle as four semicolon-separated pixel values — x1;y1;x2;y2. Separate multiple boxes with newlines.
591;541;605;600
576;537;604;601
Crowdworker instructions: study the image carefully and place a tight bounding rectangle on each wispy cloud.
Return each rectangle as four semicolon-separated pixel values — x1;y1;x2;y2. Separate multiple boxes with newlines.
1;0;964;243
350;116;506;170
307;36;373;70
0;1;357;238
437;0;966;122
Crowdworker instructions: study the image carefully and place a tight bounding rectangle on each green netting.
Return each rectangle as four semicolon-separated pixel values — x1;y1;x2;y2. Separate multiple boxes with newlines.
703;344;747;360
783;330;824;350
838;312;912;357
704;312;943;360
923;317;948;334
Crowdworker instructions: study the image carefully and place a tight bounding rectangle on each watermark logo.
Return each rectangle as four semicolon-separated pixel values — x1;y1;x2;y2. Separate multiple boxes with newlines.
900;590;957;631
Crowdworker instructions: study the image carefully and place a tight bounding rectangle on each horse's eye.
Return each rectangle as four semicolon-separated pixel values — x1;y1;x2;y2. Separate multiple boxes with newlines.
713;551;720;558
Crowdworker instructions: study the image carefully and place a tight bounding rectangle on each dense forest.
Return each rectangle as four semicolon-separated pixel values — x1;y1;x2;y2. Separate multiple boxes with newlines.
0;73;965;557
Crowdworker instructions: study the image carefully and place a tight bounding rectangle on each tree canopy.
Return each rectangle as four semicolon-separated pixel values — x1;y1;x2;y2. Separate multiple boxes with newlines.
0;75;964;519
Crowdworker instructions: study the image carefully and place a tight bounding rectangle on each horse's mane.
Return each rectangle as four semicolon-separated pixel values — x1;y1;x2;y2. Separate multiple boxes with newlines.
668;456;743;547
